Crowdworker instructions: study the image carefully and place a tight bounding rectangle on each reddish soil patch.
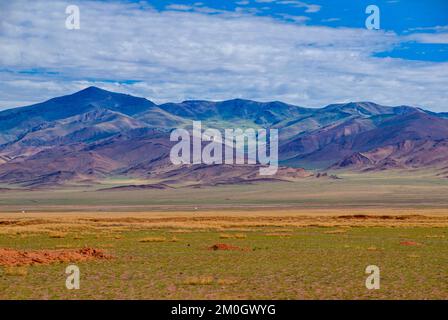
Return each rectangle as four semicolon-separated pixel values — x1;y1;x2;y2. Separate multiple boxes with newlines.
0;247;111;266
399;241;422;246
208;243;243;251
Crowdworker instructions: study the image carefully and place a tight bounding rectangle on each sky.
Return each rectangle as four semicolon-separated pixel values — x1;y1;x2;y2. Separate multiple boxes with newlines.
0;0;447;111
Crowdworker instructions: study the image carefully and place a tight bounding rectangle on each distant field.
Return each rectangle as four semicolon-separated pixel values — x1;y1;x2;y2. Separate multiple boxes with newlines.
1;171;448;211
1;172;448;299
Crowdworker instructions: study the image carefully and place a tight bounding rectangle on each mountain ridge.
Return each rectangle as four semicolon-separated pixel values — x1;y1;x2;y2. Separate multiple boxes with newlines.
0;87;446;187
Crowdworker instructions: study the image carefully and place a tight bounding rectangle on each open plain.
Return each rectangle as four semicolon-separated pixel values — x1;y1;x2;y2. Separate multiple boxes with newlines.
1;173;447;299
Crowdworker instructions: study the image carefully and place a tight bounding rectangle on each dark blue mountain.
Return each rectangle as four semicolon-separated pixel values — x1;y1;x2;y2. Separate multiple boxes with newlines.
0;86;156;140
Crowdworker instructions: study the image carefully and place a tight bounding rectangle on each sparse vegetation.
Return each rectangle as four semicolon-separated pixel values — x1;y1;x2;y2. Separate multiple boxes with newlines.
2;266;28;277
183;276;214;286
48;232;67;239
219;233;246;239
0;211;447;299
139;236;167;243
0;174;447;299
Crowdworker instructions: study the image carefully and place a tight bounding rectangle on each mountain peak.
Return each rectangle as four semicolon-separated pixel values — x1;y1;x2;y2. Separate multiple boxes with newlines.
74;86;111;97
82;85;102;91
321;101;418;116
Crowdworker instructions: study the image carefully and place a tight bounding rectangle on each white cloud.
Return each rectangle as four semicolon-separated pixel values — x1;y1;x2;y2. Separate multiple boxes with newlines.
406;32;448;44
0;0;447;112
322;18;340;22
407;25;448;33
278;14;309;23
277;0;321;13
165;4;193;11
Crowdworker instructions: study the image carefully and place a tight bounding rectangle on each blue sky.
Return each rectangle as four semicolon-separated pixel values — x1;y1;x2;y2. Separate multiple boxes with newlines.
143;0;448;36
0;0;447;111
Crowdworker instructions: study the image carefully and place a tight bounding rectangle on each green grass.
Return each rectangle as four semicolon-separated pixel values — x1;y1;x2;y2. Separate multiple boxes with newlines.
1;226;447;299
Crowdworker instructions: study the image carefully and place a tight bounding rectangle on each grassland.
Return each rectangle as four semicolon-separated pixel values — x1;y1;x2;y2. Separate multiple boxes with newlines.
0;213;447;299
0;172;448;299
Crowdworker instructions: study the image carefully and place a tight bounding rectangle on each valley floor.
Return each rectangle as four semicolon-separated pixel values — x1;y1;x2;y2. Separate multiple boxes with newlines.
0;173;447;299
1;170;448;211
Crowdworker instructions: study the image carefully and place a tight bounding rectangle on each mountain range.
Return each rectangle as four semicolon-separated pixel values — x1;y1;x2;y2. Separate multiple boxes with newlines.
0;86;447;188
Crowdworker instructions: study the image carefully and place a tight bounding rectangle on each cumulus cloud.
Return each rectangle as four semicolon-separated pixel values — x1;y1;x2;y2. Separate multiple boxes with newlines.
0;0;447;112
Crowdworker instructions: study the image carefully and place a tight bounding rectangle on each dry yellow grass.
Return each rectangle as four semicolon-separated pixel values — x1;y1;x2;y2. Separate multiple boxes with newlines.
1;209;448;239
48;231;67;238
139;236;167;243
138;236;179;243
219;233;246;239
324;229;347;234
169;229;193;233
54;244;73;249
265;233;292;237
2;266;28;276
263;228;294;233
183;276;214;285
217;279;239;285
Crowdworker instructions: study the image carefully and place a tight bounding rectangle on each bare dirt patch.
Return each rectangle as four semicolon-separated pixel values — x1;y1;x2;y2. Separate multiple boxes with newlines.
0;247;111;266
399;241;422;246
208;243;244;251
